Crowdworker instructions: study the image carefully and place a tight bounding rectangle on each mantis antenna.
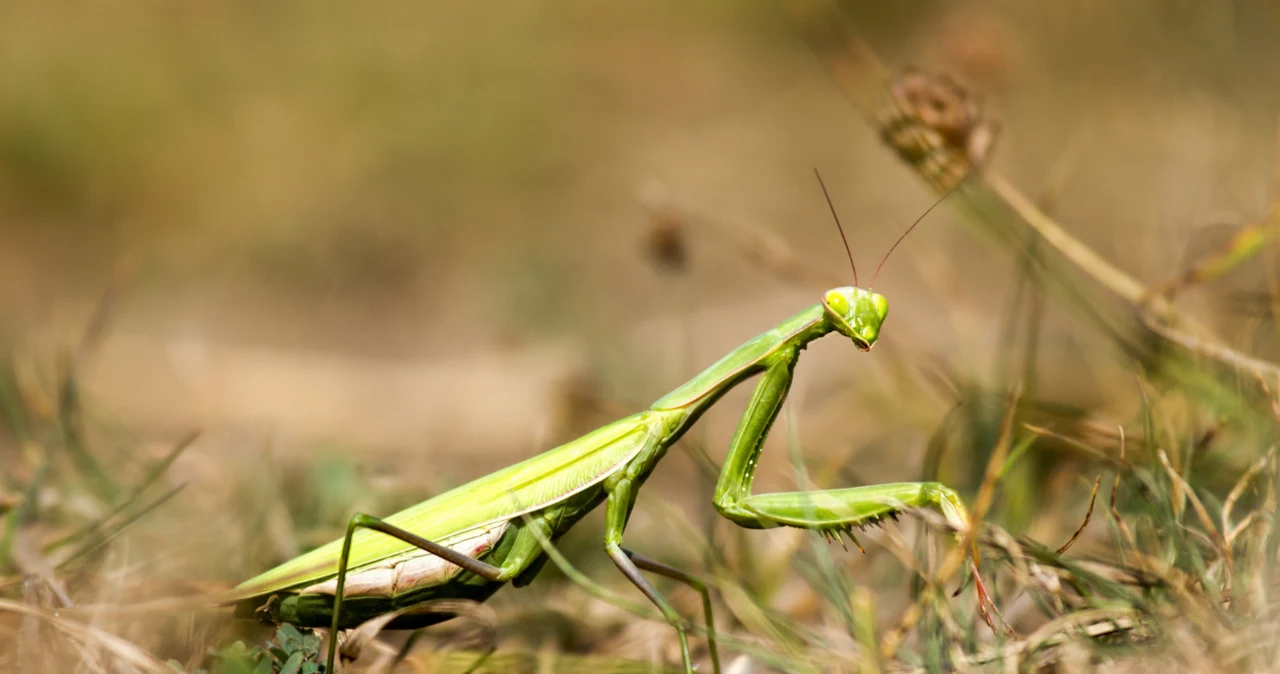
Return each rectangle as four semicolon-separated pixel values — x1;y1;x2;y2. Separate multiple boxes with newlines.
869;175;968;289
813;168;858;286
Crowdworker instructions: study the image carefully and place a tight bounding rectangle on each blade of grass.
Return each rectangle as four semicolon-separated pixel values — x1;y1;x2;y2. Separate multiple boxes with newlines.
42;432;198;556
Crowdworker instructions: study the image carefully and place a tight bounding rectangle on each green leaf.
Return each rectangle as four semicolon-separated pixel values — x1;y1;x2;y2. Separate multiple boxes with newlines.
279;652;304;674
252;657;273;674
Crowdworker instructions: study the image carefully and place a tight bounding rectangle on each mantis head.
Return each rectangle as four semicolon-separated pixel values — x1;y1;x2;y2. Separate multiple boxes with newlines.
822;287;889;351
810;166;958;352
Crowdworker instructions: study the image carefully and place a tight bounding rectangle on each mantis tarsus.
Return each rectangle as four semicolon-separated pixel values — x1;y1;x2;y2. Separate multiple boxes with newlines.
230;175;992;673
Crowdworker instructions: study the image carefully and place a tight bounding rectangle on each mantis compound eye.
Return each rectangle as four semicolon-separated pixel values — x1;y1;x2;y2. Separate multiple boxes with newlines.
824;289;850;317
872;293;889;322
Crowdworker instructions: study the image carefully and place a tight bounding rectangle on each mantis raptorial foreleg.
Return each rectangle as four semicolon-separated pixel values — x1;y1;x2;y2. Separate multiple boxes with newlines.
712;352;973;542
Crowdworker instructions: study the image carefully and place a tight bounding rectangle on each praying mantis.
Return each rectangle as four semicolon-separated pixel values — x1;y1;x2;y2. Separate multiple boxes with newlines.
228;174;991;673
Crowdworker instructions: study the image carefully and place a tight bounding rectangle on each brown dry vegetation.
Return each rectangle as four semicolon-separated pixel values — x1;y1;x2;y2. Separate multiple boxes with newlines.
3;2;1280;673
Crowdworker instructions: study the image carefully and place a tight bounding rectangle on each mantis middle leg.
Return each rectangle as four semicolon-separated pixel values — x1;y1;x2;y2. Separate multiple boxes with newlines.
604;475;724;674
623;549;720;674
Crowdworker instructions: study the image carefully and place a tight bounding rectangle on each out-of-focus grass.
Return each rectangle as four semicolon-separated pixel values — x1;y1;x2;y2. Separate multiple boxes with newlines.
6;187;1280;673
4;2;1280;674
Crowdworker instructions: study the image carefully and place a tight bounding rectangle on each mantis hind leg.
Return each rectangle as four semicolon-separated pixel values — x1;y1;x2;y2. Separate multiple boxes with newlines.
324;513;550;673
623;548;721;674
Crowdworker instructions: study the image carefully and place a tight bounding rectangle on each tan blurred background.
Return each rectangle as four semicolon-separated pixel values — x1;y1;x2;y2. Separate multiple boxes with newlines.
2;0;1279;601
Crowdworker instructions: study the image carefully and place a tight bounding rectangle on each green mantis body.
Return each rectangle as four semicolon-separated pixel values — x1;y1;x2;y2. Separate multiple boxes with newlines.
232;286;978;673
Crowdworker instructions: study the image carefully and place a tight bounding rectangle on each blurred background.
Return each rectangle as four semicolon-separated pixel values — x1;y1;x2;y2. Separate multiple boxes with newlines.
3;1;1280;672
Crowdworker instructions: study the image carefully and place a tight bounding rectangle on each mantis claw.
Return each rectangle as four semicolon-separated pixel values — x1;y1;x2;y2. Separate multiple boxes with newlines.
965;542;1012;636
253;595;281;626
845;528;865;554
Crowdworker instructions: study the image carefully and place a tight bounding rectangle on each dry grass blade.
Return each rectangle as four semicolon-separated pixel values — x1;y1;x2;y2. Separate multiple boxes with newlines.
342;599;496;672
1021;423;1121;467
1157;450;1230;573
639;197;846;290
880;387;1021;660
0;598;172;673
980;173;1154;313
991;144;1280;387
1108;426;1140;555
967;385;1022;540
9;533;73;609
399;649;690;674
1148;211;1280;300
1056;476;1102;555
850;587;882;674
1254;372;1280;423
57;590;236;621
42;431;199;558
893;608;1146;673
1222;447;1277;548
0;492;20;517
56;483;187;571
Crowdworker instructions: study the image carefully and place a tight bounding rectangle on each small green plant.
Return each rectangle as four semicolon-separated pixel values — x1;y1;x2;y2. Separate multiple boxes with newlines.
176;625;324;674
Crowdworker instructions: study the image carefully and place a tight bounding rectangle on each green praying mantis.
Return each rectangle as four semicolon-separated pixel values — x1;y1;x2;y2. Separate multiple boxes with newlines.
228;174;993;673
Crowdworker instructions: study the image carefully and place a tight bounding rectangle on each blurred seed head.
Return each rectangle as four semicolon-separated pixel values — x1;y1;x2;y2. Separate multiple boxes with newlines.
931;8;1019;94
876;68;999;190
644;211;689;275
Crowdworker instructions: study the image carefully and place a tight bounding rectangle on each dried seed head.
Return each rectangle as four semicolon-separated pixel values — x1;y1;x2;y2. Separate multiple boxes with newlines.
644;211;689;274
875;68;999;190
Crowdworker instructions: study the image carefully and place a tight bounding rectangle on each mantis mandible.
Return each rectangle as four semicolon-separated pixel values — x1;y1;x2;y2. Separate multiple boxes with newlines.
229;174;991;673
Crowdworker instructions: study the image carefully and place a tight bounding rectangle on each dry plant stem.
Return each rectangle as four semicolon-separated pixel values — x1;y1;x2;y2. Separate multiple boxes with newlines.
339;600;497;671
9;533;72;609
1266;126;1280;335
1149;211;1280;299
982;176;1280;387
1111;479;1140;557
879;388;1021;660
1034;127;1095;215
983;174;1152;311
0;599;172;673
518;512;783;671
638;503;824;669
1157;451;1231;575
874;522;981;669
55;589;244;621
1256;373;1280;423
1222;447;1277;548
1151;121;1280;302
644;201;847;291
411;651;694;674
889;608;1145;673
1107;426;1141;552
785;0;1280;386
1055;476;1102;556
850;587;883;674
